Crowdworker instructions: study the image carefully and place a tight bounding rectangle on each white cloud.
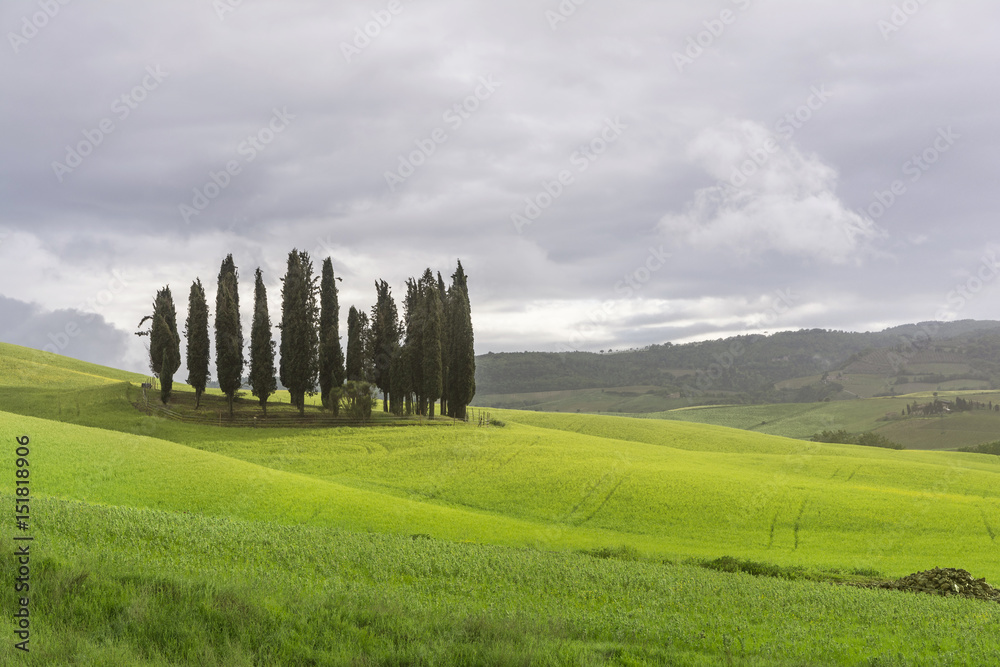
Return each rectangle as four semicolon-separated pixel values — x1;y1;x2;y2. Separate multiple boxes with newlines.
660;120;884;264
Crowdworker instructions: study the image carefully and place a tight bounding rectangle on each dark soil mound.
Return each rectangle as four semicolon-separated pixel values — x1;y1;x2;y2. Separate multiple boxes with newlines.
873;567;1000;603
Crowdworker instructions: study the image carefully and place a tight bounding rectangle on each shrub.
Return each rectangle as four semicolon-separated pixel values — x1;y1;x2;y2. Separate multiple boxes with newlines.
340;381;375;422
582;545;641;561
812;430;904;450
958;441;1000;455
701;556;807;580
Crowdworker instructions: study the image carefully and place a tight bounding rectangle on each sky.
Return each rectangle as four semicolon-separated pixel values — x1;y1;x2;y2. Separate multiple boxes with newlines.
2;0;999;376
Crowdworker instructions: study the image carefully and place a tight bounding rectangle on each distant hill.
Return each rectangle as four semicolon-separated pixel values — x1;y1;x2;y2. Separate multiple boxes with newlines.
474;320;1000;407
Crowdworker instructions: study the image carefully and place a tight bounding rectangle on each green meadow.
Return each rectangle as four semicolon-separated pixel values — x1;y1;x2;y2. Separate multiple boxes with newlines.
2;342;1000;665
635;391;1000;451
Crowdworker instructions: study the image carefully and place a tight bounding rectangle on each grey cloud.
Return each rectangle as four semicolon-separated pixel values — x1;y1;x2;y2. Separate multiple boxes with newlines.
0;295;135;371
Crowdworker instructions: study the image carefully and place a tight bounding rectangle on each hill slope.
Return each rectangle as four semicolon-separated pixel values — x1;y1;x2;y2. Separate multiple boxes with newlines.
0;341;146;387
636;391;1000;450
474;320;1000;405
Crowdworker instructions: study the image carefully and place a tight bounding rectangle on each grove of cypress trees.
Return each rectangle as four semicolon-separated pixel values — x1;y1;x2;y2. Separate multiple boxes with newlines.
135;251;475;423
319;258;345;415
279;249;319;414
249;268;277;415
215;255;244;417
184;279;210;409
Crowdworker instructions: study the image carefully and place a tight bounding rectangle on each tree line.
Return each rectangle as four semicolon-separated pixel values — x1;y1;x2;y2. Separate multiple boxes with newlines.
137;251;475;421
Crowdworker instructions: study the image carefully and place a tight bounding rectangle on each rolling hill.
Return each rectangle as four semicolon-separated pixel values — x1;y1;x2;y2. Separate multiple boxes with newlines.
633;390;1000;451
474;319;1000;409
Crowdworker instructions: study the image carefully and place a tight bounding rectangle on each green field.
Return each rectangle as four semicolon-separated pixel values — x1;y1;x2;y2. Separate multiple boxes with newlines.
473;385;693;414
3;342;1000;664
635;392;1000;451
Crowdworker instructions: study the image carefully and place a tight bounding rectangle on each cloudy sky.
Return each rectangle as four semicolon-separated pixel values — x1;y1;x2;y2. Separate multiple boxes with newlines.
2;0;999;375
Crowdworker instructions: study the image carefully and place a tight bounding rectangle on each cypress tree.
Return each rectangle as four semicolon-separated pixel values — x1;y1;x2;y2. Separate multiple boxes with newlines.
402;342;415;415
279;249;319;415
149;286;180;405
215;255;244;417
420;269;443;418
160;349;173;404
249;268;277;415
370;279;400;412
403;278;425;414
346;306;364;382
437;272;450;418
184;279;210;409
319;258;345;415
389;341;408;416
447;260;476;420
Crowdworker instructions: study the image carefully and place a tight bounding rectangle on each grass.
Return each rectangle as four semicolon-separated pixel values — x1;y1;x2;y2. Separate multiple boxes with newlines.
140;382;445;428
4;496;1000;665
632;392;1000;450
0;342;146;387
4;343;1000;664
6;391;1000;579
473;385;692;414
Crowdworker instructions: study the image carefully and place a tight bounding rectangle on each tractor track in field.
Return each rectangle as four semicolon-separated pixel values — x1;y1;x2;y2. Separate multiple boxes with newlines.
561;467;630;525
496;439;537;469
581;473;630;524
560;472;614;524
767;513;777;549
793;498;809;551
981;508;996;542
845;465;860;482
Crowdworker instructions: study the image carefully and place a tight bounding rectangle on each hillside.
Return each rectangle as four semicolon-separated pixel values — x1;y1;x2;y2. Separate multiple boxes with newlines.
474;319;1000;410
0;341;147;387
3;345;1000;664
632;389;1000;451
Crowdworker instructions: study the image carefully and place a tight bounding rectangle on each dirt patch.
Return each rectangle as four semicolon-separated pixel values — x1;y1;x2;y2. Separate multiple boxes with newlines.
859;567;1000;603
